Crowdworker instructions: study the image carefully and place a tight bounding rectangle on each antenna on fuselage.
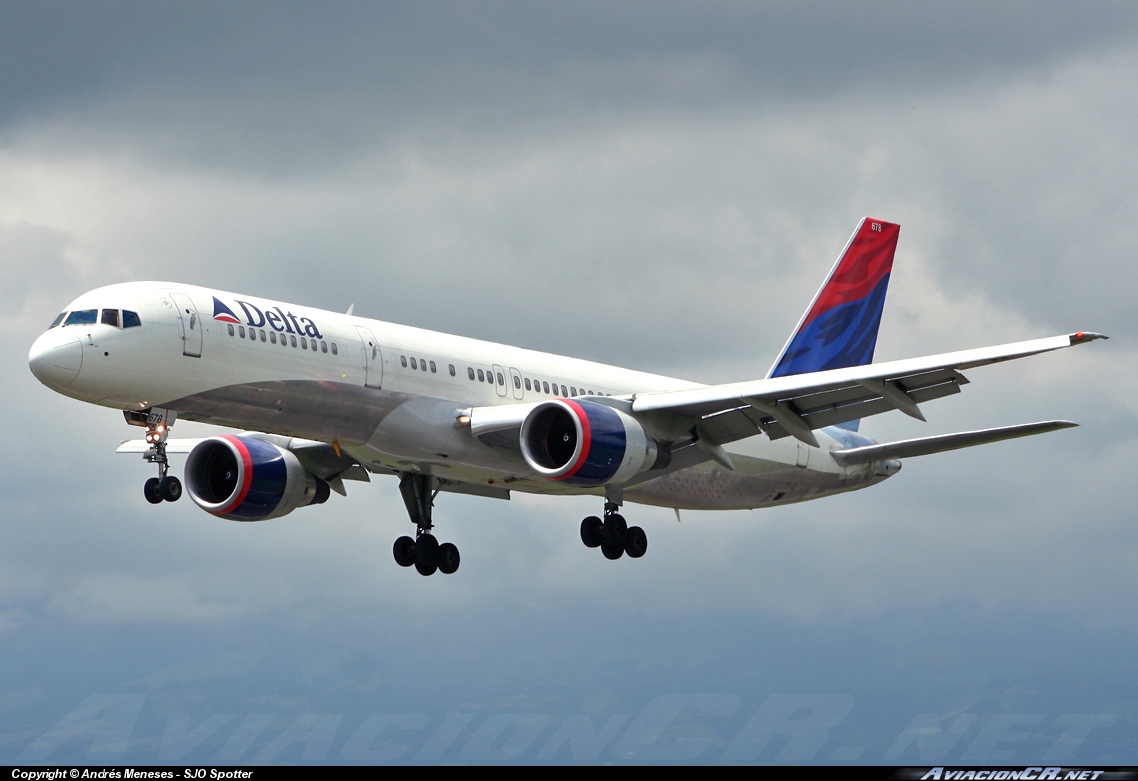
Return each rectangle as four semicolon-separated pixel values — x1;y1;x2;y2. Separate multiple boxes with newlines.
346;304;354;316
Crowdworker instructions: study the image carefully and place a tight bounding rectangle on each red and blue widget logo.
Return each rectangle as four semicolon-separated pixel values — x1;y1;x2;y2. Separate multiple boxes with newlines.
212;297;242;324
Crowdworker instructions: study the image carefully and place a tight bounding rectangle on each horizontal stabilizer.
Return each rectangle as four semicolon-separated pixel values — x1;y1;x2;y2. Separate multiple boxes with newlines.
829;420;1077;466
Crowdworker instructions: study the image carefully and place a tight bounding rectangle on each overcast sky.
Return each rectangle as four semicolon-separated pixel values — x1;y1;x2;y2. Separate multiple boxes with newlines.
2;1;1137;765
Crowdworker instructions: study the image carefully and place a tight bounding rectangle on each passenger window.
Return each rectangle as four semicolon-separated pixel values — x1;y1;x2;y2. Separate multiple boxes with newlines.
477;369;485;382
310;339;317;351
421;360;427;372
249;328;256;340
401;356;407;367
270;332;277;344
514;375;521;389
429;361;436;373
101;309;119;327
290;334;297;347
468;367;475;380
122;310;141;328
449;364;456;377
238;326;246;338
561;385;568;396
570;387;577;396
49;312;67;329
301;338;308;350
331;343;338;355
260;330;267;342
524;378;531;391
497;372;504;386
321;341;327;353
227;324;235;337
65;309;98;326
543;381;550;394
410;357;416;369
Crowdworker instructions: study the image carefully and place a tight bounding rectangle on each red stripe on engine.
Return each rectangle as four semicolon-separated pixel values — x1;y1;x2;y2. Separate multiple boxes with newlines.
216;435;254;515
558;399;592;480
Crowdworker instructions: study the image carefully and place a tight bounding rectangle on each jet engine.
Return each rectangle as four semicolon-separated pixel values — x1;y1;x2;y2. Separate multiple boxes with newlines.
520;399;669;487
184;435;330;521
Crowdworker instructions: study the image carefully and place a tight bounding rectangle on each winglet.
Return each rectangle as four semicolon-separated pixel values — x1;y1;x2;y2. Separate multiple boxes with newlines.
1070;332;1108;345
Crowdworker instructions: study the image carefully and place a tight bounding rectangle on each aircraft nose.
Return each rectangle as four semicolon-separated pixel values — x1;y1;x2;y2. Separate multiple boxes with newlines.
28;329;83;388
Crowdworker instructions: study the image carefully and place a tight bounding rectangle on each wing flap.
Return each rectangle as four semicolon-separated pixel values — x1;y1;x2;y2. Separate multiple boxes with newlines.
830;420;1077;465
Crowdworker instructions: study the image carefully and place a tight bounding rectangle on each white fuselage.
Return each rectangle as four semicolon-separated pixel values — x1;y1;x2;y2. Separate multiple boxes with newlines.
28;282;893;511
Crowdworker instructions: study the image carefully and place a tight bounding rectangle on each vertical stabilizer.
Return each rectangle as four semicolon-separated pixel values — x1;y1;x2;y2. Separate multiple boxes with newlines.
767;217;900;379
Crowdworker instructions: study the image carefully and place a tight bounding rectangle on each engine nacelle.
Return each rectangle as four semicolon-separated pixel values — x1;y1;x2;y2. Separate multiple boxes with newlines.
520;399;668;487
184;435;330;521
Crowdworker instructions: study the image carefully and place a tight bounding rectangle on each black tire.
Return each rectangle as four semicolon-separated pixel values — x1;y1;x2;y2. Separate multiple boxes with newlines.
602;513;628;546
393;536;416;567
415;533;440;567
159;476;182;502
437;542;460;575
601;541;624;560
580;516;603;548
415;560;438;576
144;477;163;504
624;526;648;558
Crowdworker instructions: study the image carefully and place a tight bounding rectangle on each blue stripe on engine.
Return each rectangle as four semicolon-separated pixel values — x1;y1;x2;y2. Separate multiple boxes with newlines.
224;437;288;520
561;402;627;487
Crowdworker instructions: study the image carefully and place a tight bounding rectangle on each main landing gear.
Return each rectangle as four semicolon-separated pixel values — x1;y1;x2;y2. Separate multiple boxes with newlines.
139;415;181;505
392;473;460;576
580;501;647;560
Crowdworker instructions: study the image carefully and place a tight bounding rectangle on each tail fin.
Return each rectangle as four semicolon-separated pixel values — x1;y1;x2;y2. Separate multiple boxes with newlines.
767;217;900;379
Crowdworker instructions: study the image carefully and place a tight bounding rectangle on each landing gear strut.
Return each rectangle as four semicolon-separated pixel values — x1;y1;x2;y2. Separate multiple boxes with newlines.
128;408;182;504
580;500;647;560
392;473;460;576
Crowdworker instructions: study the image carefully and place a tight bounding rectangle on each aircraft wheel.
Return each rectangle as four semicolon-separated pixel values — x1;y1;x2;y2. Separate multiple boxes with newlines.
580;516;603;548
602;514;627;546
159;476;182;502
624;526;648;558
437;542;460;575
415;560;438;576
601;541;624;560
415;533;439;567
393;536;416;567
144;478;163;504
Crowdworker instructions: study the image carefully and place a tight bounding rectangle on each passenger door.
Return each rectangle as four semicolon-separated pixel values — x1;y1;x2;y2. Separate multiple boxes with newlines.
169;292;202;357
355;326;383;388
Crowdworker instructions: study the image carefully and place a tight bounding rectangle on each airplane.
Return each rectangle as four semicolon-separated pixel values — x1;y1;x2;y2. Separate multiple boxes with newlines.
27;217;1106;576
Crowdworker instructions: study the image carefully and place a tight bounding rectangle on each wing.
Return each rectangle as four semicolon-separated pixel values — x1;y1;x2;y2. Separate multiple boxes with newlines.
631;332;1107;448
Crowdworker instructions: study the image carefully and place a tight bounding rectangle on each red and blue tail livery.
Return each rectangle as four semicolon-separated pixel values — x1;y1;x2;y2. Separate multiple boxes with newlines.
768;218;900;378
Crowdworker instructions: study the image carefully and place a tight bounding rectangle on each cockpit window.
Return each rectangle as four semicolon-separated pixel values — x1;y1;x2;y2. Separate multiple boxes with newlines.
49;312;67;329
101;309;120;327
64;309;98;326
122;310;141;328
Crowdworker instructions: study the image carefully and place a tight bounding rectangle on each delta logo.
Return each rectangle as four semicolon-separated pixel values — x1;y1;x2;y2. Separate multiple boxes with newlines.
212;296;324;339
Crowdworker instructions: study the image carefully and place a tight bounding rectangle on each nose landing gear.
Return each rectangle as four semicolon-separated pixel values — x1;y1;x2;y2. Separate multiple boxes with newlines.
392;473;460;576
126;408;182;504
